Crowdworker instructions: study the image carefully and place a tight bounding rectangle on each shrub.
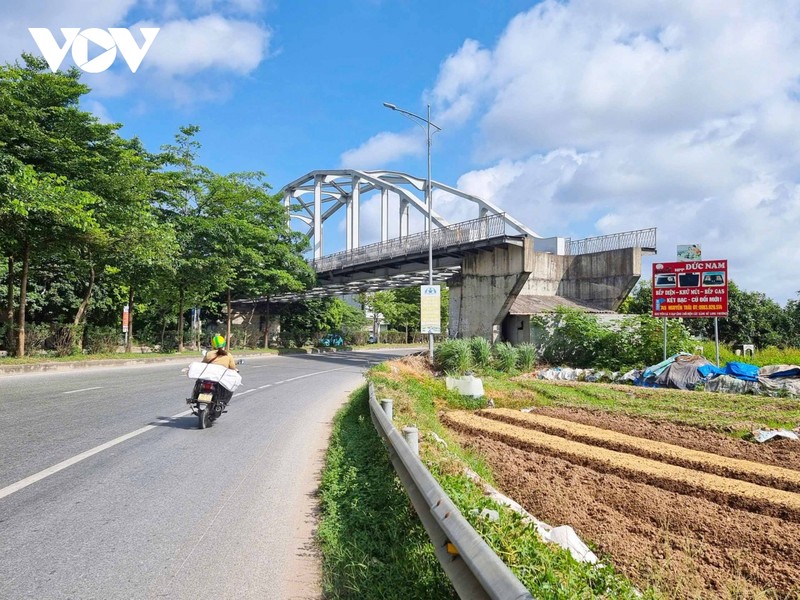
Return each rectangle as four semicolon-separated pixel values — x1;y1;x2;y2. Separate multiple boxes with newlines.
434;338;472;374
493;341;518;372
85;326;120;354
534;307;608;367
469;337;492;369
51;324;84;356
23;323;50;355
516;343;536;371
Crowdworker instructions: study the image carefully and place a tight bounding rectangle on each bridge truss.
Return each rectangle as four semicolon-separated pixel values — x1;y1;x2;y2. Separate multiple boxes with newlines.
280;169;539;259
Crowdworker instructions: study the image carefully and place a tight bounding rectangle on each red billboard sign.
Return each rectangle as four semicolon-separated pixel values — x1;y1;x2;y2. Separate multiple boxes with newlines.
652;260;728;318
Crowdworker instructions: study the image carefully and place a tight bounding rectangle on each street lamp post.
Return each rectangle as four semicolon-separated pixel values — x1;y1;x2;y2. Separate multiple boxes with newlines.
383;102;441;359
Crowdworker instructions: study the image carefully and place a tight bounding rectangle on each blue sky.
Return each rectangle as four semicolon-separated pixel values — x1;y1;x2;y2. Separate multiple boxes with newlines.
3;1;800;303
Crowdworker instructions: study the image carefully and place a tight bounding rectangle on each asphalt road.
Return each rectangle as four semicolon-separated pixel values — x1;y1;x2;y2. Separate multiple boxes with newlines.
0;349;413;600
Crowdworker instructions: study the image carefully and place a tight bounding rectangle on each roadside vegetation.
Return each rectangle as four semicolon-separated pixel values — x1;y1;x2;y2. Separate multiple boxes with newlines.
319;314;800;598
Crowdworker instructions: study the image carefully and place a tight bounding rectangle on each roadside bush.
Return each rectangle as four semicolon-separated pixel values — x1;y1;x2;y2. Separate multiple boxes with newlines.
493;341;518;372
434;338;472;374
85;326;120;354
347;331;369;346
516;343;537;371
383;331;407;344
600;316;694;369
52;324;83;356
469;337;492;369
23;323;50;355
534;307;608;367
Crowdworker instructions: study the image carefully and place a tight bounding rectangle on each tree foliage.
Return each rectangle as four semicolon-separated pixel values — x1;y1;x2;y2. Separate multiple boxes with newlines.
0;54;314;355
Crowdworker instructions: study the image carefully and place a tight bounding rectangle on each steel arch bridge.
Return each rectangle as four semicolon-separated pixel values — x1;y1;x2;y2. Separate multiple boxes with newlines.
280;169;539;259
269;169;656;302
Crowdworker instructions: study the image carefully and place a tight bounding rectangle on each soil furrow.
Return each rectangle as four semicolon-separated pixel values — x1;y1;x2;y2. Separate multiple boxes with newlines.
456;433;800;599
443;411;800;522
477;408;800;492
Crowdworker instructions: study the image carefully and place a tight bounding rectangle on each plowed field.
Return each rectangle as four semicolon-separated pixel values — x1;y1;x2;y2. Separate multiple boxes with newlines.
443;407;800;599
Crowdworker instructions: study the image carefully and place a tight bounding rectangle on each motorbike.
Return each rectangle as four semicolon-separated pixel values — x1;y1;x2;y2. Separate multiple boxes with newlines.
185;358;243;429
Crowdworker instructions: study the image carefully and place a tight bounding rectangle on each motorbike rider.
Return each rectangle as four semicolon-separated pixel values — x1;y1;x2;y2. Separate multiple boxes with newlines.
201;334;238;405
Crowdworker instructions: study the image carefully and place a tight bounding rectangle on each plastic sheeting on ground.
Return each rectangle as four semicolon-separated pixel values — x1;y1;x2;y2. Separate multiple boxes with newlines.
636;353;711;390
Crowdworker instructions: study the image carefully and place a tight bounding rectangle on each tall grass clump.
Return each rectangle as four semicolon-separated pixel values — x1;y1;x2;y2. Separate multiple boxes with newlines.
434;338;473;374
516;343;536;371
469;336;492;369
493;341;518;373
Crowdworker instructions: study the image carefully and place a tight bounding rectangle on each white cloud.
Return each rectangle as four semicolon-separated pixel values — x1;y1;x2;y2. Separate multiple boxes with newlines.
138;14;269;76
340;130;424;169
0;3;271;105
0;0;138;62
81;99;115;124
421;0;800;302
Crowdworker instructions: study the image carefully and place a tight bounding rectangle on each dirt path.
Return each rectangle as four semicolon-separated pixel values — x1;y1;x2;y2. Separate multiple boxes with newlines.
443;409;800;599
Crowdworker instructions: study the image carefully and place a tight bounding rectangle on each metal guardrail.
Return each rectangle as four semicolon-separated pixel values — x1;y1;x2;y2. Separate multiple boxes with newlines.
368;382;533;600
312;214;509;273
565;227;656;255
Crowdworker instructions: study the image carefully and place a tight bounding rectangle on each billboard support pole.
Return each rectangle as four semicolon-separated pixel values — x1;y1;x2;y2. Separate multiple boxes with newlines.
714;317;720;367
663;317;667;361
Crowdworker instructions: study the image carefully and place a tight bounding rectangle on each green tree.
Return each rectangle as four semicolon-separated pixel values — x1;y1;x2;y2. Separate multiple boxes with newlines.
199;171;314;347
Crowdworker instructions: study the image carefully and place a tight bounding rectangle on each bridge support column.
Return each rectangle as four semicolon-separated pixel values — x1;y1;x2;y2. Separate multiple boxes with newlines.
450;238;534;342
314;176;323;259
399;200;409;238
284;191;291;228
351;175;360;248
381;189;389;242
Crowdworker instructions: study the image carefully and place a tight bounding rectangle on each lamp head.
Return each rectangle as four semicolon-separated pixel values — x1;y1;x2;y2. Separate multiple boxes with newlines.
383;102;397;110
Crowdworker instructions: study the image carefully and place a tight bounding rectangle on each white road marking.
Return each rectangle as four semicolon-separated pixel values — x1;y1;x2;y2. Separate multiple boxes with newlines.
63;386;102;394
0;366;351;500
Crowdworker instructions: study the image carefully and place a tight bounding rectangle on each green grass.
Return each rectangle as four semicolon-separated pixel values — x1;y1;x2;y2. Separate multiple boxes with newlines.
365;368;656;599
699;341;800;367
485;377;800;436
316;386;456;599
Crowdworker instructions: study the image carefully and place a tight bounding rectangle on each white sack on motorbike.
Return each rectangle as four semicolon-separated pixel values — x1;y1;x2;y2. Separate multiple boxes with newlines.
186;361;243;392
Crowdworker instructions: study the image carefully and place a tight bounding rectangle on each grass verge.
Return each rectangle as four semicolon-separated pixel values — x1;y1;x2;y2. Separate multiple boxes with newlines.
316;385;456;599
320;360;656;599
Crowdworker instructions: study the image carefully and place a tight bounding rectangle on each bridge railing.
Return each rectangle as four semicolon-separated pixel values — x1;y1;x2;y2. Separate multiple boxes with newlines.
311;213;510;272
565;227;656;255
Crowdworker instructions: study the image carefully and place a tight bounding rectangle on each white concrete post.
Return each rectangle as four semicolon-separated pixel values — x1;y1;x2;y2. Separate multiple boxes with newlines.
380;398;393;421
402;426;419;455
314;176;322;259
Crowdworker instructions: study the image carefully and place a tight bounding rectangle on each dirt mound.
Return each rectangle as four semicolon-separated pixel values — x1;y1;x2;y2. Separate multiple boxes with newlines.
443;410;800;599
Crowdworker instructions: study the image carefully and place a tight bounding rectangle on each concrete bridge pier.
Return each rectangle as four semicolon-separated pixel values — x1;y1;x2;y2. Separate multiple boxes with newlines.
449;242;643;343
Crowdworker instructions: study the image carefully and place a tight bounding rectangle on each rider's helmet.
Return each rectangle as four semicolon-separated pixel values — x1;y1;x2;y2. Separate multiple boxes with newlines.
211;334;226;349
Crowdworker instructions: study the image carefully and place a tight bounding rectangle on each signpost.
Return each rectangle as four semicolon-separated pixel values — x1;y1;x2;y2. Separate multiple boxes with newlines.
652;259;728;365
420;285;441;335
122;305;129;346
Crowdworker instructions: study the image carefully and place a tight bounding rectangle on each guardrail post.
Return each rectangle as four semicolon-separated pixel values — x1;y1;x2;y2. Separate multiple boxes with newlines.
402;426;419;455
380;398;393;421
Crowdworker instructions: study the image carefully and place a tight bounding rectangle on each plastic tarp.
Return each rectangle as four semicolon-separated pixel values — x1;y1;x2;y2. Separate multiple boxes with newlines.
760;364;800;379
637;353;699;388
187;361;242;392
723;361;760;382
654;354;714;390
703;374;800;397
698;364;725;378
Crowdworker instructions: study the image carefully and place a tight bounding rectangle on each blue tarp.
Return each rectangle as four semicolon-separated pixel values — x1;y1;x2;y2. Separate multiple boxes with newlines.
698;364;725;378
724;361;760;382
